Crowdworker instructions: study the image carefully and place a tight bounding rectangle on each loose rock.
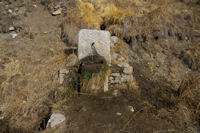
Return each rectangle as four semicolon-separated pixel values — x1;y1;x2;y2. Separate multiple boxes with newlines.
33;4;38;8
41;0;47;5
128;106;134;112
111;73;120;77
8;9;12;13
116;112;122;116
9;26;15;31
81;107;87;112
112;89;120;96
121;74;134;82
18;7;26;15
54;4;61;10
168;29;175;36
59;68;69;84
46;113;66;128
111;36;118;46
117;62;129;68
52;8;62;16
123;66;133;74
113;53;119;59
65;54;79;67
11;33;17;38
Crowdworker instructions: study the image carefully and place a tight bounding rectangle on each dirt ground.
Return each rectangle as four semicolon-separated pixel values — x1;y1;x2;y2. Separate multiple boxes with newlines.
0;0;200;133
0;1;66;132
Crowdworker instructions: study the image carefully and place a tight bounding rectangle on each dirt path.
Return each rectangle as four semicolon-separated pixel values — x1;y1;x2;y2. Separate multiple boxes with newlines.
60;94;177;133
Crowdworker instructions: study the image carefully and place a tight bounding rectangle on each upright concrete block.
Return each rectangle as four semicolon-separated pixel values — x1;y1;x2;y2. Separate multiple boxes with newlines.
78;29;111;65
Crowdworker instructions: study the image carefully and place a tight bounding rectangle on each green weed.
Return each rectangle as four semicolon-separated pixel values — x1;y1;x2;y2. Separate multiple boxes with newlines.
82;71;92;81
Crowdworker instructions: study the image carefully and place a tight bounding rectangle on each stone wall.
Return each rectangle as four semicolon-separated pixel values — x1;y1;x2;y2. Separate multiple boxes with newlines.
60;30;138;93
109;54;137;90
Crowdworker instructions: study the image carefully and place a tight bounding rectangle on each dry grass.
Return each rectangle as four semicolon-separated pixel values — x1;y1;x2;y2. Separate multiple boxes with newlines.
0;0;199;132
82;65;110;93
177;73;200;125
46;0;200;131
59;0;199;47
181;44;200;71
55;53;68;64
78;1;102;29
154;72;200;131
61;22;80;46
0;57;57;132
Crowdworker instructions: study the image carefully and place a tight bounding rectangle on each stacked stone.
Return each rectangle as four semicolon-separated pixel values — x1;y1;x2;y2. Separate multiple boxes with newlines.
109;59;134;86
59;54;79;84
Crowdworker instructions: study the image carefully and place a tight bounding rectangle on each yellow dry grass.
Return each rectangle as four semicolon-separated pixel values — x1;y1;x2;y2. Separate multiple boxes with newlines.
55;53;68;64
78;1;102;29
178;73;200;125
0;55;60;131
82;67;110;94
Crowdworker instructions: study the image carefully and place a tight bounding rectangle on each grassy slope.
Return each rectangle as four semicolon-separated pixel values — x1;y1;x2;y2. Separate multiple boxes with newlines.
0;0;199;132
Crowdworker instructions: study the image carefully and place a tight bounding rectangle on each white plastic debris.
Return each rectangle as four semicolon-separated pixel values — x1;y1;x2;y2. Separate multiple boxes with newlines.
46;113;66;128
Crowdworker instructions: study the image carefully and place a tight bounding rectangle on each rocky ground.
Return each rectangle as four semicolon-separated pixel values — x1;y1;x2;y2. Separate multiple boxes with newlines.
0;0;200;133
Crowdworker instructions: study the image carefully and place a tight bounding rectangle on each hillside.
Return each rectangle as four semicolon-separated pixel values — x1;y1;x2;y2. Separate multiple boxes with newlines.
0;0;200;132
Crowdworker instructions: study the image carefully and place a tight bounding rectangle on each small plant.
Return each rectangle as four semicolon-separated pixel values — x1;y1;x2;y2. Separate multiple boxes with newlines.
63;72;79;91
103;63;110;72
82;71;92;81
99;63;110;80
71;72;79;90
